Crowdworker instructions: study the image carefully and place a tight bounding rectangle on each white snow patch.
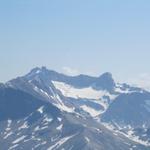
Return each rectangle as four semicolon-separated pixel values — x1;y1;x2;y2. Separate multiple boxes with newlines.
34;126;40;131
18;122;28;130
36;70;41;74
8;144;19;150
52;95;75;113
115;84;139;94
8;119;12;127
34;86;50;98
4;119;12;134
34;125;48;131
85;137;90;143
51;135;61;142
57;117;62;122
48;134;76;150
37;106;44;114
5;127;11;132
4;131;13;139
43;117;53;123
115;87;131;94
102;122;150;147
39;89;50;98
40;126;48;130
33;141;47;149
52;81;117;100
12;135;26;144
56;124;63;130
80;105;101;117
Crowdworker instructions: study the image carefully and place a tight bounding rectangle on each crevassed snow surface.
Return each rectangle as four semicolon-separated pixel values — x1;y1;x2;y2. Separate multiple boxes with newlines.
52;81;116;100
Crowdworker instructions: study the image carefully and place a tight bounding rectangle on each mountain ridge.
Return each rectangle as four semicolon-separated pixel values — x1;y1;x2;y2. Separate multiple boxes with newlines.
0;66;150;150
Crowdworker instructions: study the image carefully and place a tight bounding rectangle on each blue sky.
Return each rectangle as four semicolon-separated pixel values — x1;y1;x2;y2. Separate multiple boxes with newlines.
0;0;150;86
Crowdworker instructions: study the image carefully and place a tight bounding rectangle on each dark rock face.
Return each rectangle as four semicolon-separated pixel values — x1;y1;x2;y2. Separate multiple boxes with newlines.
93;72;115;91
101;92;150;127
0;87;60;121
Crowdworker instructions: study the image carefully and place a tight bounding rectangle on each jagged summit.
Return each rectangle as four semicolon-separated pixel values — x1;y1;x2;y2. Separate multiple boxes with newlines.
27;67;113;79
26;66;53;76
25;66;62;81
93;72;115;91
23;67;116;90
98;72;114;84
100;72;113;78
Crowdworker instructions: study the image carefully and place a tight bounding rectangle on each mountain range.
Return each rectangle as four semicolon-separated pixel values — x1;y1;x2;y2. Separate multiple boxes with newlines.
0;67;150;150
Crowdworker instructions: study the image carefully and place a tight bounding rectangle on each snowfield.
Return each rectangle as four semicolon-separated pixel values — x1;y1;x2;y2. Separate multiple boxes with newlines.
52;81;117;100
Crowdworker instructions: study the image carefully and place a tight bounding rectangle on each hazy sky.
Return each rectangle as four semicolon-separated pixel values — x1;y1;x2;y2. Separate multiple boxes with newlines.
0;0;150;87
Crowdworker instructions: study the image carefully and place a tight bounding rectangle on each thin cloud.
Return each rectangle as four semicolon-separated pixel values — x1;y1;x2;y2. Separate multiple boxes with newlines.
62;67;80;76
127;73;150;91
